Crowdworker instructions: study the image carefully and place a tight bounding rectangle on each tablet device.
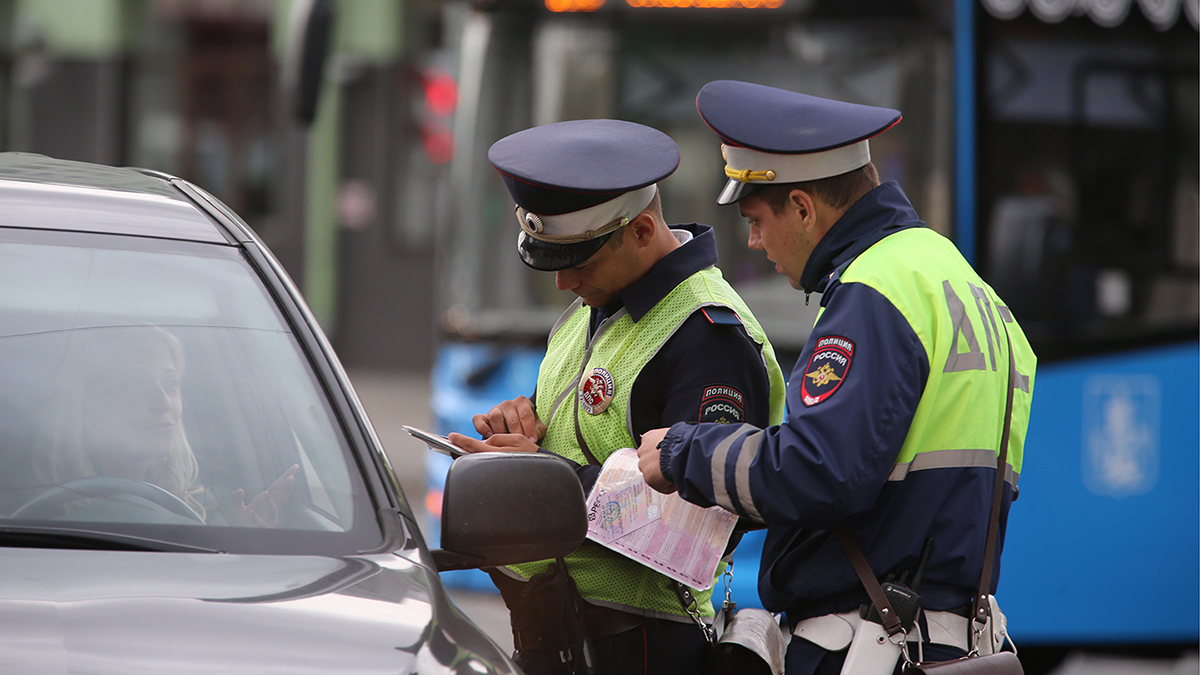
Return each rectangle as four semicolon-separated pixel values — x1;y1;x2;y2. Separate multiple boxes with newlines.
403;425;469;458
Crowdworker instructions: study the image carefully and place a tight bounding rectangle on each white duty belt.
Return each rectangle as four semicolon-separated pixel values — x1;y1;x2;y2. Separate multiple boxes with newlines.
791;596;1013;657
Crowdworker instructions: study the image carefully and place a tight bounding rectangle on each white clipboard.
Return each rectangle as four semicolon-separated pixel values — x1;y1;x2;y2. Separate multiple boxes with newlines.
402;425;469;458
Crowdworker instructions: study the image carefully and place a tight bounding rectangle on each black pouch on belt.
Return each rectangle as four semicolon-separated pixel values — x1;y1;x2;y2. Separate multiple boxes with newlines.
525;558;599;675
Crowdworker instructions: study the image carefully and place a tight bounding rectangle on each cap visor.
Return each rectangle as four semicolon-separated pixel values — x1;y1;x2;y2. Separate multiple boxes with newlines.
717;179;765;205
517;230;613;271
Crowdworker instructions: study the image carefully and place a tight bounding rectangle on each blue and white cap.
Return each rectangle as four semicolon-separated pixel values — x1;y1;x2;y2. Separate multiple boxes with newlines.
488;119;680;271
696;80;901;204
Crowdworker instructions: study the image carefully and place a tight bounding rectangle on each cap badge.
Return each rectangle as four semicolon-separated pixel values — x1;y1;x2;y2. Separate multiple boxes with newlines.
523;209;545;234
579;367;615;415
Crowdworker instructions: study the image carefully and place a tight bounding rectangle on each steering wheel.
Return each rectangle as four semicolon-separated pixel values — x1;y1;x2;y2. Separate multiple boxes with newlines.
11;476;205;523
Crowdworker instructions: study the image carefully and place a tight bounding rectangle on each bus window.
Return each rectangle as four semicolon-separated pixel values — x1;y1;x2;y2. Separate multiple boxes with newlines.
977;13;1198;361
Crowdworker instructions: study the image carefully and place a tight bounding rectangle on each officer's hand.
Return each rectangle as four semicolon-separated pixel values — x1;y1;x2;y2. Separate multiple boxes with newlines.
447;431;540;454
471;396;545;443
637;427;676;494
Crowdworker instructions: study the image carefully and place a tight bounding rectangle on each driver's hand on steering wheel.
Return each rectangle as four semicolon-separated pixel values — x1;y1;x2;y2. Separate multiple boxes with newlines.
229;464;299;528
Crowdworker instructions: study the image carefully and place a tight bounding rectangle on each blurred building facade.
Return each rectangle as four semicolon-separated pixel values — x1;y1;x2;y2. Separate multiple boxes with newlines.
0;0;444;371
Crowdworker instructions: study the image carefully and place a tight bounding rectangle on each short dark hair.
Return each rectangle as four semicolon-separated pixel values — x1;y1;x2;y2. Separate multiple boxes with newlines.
756;162;880;214
607;224;627;247
646;189;663;220
607;188;664;248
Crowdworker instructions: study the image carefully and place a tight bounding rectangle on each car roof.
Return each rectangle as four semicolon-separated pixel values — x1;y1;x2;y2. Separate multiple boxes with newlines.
0;152;230;244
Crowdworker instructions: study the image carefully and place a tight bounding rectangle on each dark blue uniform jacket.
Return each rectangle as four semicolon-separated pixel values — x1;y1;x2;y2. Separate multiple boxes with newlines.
659;183;1015;625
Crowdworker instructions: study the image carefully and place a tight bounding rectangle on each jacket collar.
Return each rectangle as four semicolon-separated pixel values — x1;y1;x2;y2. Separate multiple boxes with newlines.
799;181;924;293
592;223;718;326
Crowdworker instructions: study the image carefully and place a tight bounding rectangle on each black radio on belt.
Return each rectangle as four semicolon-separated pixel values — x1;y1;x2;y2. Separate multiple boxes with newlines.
859;537;933;632
860;582;922;631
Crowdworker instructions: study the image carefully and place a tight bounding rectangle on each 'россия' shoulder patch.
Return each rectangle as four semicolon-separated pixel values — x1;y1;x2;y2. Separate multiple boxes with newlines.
800;335;854;407
699;385;744;424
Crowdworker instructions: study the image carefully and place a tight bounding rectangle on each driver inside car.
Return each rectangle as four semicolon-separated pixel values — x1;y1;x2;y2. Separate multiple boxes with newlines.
31;324;297;527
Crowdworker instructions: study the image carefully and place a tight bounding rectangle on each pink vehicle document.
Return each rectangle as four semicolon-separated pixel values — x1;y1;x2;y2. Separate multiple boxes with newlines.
584;447;737;590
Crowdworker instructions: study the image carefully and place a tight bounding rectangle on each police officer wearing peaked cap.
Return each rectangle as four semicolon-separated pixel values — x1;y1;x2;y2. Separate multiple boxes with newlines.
637;82;1037;675
449;118;788;675
698;80;902;207
488;118;682;272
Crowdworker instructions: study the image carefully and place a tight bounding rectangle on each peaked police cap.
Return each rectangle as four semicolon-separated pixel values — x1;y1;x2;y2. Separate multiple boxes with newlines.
696;80;901;204
488;119;680;271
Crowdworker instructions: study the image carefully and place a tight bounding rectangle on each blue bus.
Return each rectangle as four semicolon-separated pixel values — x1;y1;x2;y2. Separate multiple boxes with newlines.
427;0;1198;667
965;0;1199;663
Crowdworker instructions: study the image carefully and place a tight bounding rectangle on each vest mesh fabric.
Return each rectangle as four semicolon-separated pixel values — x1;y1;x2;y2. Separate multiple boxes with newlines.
511;266;786;619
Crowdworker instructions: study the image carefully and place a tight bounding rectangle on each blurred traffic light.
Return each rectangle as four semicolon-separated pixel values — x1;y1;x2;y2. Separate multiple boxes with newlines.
420;68;457;165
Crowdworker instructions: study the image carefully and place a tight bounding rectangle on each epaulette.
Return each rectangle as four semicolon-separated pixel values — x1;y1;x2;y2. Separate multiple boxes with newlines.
700;306;743;326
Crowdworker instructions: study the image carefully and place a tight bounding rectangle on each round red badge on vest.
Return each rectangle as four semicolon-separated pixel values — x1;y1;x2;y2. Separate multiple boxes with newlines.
579;367;615;414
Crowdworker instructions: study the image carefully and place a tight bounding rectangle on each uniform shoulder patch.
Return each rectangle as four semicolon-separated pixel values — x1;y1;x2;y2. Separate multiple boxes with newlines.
700;306;743;326
800;335;854;407
699;385;745;424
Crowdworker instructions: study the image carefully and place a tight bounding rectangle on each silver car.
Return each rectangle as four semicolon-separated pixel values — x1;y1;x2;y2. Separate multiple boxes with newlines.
0;152;584;674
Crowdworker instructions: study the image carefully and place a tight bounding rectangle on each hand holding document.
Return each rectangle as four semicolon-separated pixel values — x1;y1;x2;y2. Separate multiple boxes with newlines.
585;447;736;590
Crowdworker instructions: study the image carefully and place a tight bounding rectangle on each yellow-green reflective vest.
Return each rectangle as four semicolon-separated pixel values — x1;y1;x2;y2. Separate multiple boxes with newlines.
511;266;786;619
829;227;1036;480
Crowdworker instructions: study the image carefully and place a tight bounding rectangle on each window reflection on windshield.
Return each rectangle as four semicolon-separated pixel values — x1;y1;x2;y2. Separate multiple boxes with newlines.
0;237;370;547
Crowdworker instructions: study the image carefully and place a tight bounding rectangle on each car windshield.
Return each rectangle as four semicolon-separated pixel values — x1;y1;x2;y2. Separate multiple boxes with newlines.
0;229;383;554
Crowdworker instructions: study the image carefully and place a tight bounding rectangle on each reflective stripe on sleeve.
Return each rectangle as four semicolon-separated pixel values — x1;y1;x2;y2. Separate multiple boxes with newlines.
734;430;766;523
711;424;749;516
710;424;767;522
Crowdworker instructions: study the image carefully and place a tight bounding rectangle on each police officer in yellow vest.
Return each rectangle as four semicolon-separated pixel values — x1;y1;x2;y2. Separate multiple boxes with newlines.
636;82;1037;675
448;118;787;675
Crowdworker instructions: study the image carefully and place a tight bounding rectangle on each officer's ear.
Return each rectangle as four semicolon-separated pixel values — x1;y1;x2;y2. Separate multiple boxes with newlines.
628;212;657;248
788;189;818;231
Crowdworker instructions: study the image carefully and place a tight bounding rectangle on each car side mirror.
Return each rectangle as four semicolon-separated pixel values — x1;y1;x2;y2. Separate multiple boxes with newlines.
432;452;587;572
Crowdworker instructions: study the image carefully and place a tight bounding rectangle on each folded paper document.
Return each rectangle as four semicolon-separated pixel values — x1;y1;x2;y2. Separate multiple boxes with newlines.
585;447;736;590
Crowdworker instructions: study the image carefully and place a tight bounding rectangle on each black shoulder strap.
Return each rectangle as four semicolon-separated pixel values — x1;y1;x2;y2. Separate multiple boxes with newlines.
839;330;1016;637
972;330;1016;627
